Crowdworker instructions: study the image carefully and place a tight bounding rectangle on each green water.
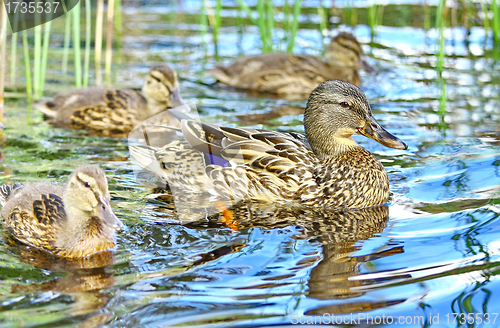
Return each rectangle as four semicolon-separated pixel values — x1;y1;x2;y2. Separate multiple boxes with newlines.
1;0;500;327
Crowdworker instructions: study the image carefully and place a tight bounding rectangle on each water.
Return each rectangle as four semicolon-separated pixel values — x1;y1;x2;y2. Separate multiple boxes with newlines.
1;1;500;326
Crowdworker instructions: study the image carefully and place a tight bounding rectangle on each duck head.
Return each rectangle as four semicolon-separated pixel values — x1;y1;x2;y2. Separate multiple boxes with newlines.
142;65;185;112
325;32;376;74
64;166;122;230
304;80;407;160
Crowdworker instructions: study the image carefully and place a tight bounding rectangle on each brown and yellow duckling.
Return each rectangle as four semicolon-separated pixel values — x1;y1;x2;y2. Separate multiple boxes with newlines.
0;166;122;258
130;80;407;210
209;32;375;98
34;65;185;137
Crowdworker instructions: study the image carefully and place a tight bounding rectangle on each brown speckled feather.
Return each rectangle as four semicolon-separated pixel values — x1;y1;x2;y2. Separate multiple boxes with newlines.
130;80;407;210
210;33;374;98
34;65;182;137
1;167;120;258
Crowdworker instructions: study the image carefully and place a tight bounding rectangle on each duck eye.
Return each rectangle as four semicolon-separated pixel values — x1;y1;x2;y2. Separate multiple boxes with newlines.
84;182;91;188
340;102;350;108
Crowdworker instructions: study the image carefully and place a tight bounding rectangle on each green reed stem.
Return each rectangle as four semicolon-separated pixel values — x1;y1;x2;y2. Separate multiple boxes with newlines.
257;0;267;53
424;1;430;30
105;0;115;86
493;0;500;45
40;21;51;96
200;1;208;47
318;7;326;37
265;0;274;52
435;0;445;29
287;0;301;53
62;12;71;74
213;0;221;59
33;25;41;98
22;30;33;103
0;2;6;121
283;0;289;46
10;33;17;88
481;0;490;34
95;0;104;85
73;2;82;87
114;0;122;46
83;0;91;87
235;0;257;26
368;3;377;35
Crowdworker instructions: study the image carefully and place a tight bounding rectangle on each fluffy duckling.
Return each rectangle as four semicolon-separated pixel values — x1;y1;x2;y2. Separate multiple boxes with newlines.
35;65;185;137
209;32;375;97
0;166;122;258
130;80;407;209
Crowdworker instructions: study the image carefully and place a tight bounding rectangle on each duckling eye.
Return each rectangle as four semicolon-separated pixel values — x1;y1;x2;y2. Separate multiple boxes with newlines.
340;102;350;108
84;182;91;188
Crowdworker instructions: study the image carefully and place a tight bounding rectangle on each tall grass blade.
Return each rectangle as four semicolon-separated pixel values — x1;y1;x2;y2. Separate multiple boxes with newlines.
493;0;500;45
33;25;42;98
287;0;301;53
62;12;71;74
283;0;289;47
0;1;7;122
10;33;17;88
22;30;33;104
73;2;82;87
265;0;274;52
257;0;267;52
213;0;222;59
83;0;91;87
105;0;115;86
114;0;122;46
40;21;52;96
235;0;257;26
95;0;104;85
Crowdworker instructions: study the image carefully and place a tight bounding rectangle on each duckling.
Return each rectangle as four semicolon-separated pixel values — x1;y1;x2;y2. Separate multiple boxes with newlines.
0;166;122;258
34;65;185;137
130;80;407;210
209;32;375;97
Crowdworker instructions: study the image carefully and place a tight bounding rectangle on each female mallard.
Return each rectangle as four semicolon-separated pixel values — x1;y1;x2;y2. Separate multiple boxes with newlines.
34;65;185;137
209;32;375;97
0;166;122;258
130;80;407;209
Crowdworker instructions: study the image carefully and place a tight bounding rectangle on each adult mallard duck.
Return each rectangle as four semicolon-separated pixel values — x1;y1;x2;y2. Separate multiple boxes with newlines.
209;32;375;97
34;65;185;137
0;166;122;258
130;80;407;210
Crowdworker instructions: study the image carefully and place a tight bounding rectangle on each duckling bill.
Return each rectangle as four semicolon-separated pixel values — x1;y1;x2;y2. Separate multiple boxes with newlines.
0;166;122;258
131;80;407;210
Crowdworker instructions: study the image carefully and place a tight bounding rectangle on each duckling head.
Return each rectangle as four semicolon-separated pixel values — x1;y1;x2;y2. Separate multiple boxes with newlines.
142;65;185;113
325;32;376;74
63;166;122;230
304;80;407;159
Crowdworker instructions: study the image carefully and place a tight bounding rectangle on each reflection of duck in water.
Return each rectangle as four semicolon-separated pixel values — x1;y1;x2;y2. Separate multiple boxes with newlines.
7;239;117;326
210;33;375;99
34;65;184;137
0;166;122;258
130;80;407;218
205;203;405;315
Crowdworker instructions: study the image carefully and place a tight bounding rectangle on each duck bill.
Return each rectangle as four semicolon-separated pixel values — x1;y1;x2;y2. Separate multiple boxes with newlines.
357;55;377;74
358;116;408;150
170;88;186;108
96;198;123;230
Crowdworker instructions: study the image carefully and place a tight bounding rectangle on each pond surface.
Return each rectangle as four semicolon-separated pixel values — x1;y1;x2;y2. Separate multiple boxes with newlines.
1;0;500;327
